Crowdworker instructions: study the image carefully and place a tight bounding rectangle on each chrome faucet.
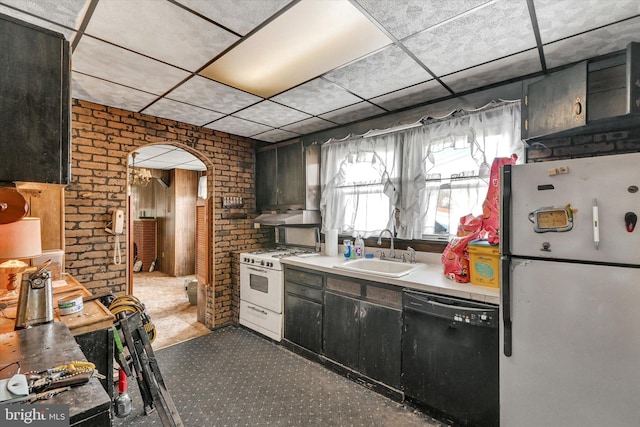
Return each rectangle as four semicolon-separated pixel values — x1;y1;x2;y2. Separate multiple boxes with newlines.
377;229;396;259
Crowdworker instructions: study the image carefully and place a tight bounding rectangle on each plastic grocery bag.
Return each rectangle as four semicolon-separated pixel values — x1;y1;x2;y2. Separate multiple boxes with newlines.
441;154;517;282
482;154;518;245
442;229;483;282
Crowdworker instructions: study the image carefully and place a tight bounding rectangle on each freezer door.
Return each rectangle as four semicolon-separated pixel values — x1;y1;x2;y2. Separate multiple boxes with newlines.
508;152;640;264
500;259;640;427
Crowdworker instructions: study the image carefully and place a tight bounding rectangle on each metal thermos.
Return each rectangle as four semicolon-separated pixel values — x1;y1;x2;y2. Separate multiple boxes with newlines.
15;268;54;329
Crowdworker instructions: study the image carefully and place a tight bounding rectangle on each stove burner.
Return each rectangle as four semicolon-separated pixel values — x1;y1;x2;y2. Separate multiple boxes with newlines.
246;247;315;258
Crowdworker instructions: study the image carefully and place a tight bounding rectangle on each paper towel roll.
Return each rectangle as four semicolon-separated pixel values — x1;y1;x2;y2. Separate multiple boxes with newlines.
325;229;338;256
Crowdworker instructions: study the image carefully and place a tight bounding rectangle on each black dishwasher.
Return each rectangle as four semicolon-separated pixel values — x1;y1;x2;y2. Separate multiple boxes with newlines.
402;290;498;427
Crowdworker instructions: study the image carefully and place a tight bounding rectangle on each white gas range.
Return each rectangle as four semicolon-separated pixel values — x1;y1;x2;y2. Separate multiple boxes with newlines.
239;247;316;341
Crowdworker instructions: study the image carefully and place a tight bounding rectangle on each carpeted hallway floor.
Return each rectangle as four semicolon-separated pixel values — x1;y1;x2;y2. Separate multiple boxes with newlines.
132;271;210;350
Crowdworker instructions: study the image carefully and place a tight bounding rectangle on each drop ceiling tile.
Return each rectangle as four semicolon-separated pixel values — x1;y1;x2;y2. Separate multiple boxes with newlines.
85;0;238;72
324;45;431;99
534;0;640;44
154;149;198;164
178;160;207;171
404;0;536;76
441;49;542;93
370;80;450;111
358;0;488;40
141;98;224;127
204;116;273;138
131;145;176;160
543;16;640;69
72;72;159;111
175;0;291;36
232;100;311;128
252;128;299;143
168;76;261;114
132;146;206;170
0;0;90;30
319;102;385;125
271;78;362;116
73;36;190;95
0;4;77;41
281;117;336;134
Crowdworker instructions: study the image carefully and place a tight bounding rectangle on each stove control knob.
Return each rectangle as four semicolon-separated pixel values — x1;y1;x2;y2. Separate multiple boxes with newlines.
260;260;265;266
267;262;273;267
251;259;255;263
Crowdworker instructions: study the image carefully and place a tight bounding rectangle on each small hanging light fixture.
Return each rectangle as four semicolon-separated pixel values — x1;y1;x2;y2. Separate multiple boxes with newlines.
129;152;153;187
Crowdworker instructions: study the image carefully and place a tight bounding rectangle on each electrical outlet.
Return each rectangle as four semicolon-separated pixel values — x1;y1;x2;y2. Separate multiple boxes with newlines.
254;222;260;229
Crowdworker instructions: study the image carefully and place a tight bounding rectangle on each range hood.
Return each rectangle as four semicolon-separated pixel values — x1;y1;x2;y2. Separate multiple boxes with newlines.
253;210;321;226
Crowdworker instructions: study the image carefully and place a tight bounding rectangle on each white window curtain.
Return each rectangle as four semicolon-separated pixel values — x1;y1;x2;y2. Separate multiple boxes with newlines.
320;133;401;238
398;102;523;239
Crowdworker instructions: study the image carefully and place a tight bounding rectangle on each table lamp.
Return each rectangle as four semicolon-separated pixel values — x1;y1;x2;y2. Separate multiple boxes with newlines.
0;217;42;293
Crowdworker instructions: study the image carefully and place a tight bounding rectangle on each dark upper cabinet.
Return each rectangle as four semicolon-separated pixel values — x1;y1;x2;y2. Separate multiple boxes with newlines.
255;149;277;209
522;42;640;141
255;141;306;212
275;142;305;208
0;14;71;184
523;62;587;139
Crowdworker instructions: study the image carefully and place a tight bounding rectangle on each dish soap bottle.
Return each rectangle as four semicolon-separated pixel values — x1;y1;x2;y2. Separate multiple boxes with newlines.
343;239;353;259
354;235;364;258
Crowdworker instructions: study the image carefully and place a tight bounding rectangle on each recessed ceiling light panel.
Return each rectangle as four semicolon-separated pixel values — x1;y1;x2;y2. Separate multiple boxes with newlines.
199;0;392;98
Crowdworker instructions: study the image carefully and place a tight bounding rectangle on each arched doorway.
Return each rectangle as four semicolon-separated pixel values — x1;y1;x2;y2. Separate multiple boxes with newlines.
126;143;213;349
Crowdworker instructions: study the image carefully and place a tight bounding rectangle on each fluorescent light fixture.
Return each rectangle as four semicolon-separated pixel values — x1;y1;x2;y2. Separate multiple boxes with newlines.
199;0;392;98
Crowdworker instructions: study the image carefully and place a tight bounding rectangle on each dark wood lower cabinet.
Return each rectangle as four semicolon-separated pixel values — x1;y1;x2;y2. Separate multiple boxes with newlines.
284;293;323;354
284;266;324;353
359;300;401;389
323;289;402;389
323;292;360;370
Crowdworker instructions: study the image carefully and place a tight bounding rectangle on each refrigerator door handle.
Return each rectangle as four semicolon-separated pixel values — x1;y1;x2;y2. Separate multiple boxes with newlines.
502;256;512;357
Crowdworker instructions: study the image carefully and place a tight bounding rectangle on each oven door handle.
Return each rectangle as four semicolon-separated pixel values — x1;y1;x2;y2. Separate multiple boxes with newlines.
246;266;268;274
248;305;268;315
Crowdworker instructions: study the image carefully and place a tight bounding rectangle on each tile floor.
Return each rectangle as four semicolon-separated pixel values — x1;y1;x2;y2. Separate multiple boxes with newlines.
113;326;449;427
132;272;210;350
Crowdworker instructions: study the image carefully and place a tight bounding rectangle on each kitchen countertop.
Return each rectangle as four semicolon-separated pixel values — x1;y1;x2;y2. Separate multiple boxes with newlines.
280;253;500;305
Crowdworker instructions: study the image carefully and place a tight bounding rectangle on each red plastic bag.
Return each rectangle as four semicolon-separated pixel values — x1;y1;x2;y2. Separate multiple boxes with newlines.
442;229;483;282
441;155;518;282
456;213;482;237
482;154;518;245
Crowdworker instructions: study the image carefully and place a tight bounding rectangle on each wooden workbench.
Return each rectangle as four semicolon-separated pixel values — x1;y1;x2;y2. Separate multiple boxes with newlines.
0;274;116;398
0;273;115;335
0;322;112;426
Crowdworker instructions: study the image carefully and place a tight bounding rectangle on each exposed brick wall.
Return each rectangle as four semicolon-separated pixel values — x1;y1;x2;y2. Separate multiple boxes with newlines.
66;99;272;328
526;128;640;162
133;220;156;270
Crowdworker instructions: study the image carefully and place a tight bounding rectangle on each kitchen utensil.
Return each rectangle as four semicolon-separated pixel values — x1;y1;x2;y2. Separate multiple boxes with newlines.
15;260;54;329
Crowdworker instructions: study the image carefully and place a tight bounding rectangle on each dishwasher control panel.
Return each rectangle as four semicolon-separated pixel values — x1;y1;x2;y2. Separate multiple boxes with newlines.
451;311;497;327
403;290;498;328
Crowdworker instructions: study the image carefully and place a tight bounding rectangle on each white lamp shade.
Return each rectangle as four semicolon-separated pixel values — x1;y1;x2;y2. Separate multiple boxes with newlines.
0;217;42;260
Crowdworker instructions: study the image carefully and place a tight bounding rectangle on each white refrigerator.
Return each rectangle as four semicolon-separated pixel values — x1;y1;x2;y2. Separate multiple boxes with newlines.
499;152;640;427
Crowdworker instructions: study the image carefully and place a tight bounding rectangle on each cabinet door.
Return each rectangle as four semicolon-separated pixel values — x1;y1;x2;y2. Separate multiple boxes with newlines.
323;292;360;370
0;16;70;184
523;62;586;139
255;149;277;210
276;142;304;209
16;183;65;250
359;301;402;388
284;293;322;353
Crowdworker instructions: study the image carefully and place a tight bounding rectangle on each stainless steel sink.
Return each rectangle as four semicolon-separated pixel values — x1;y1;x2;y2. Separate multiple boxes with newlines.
333;258;425;278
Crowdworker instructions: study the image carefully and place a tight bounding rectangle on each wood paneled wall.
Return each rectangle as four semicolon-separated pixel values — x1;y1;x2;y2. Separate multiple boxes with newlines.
130;169;198;277
173;169;197;276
